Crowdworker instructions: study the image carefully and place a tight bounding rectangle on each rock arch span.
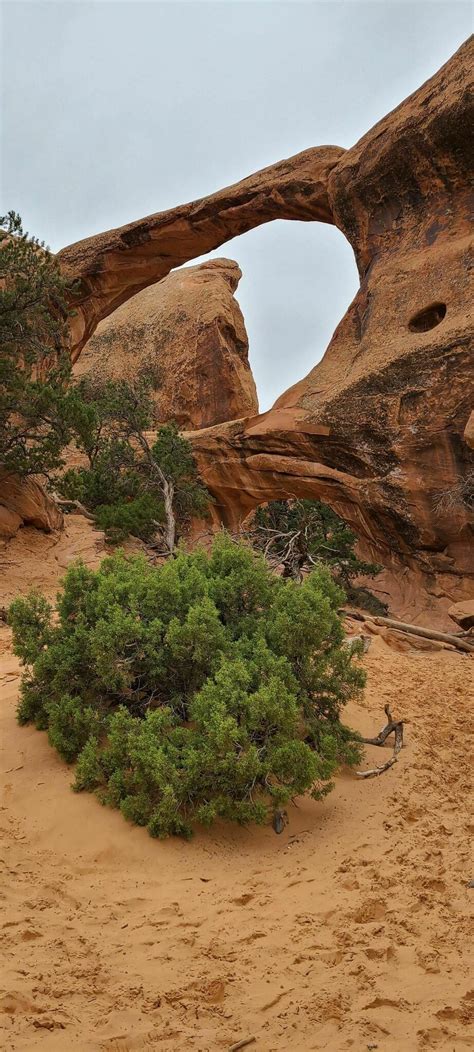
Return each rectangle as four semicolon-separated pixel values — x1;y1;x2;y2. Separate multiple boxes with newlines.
3;37;473;617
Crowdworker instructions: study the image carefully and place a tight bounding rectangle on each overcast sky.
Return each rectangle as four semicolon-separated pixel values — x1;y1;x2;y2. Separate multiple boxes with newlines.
1;1;471;409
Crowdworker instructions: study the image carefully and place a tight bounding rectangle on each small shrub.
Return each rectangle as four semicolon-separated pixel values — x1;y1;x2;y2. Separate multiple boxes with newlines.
9;534;365;838
7;592;53;664
248;498;386;612
250;499;382;585
46;695;102;763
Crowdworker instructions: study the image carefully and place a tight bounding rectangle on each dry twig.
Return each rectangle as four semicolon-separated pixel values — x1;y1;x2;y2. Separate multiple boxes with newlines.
356;704;404;779
228;1038;256;1052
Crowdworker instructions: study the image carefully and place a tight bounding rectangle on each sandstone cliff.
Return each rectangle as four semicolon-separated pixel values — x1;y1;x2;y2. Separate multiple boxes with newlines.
73;259;258;430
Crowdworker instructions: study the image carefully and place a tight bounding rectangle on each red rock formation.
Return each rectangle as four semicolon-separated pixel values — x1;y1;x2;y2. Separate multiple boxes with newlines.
188;38;474;612
3;38;473;621
465;411;474;450
0;472;63;538
58;147;343;359
74;259;258;429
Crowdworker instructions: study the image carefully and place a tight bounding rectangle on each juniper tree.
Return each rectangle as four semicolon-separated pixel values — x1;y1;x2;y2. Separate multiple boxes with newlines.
9;534;365;839
0;212;75;478
59;377;210;550
248;498;387;613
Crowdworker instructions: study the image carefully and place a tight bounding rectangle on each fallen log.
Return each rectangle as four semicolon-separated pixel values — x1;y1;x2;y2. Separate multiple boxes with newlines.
342;611;474;654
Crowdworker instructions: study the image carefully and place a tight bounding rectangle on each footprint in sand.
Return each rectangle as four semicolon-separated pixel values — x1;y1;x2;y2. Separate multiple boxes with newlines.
351;899;387;924
20;927;42;941
232;892;254;906
0;992;36;1015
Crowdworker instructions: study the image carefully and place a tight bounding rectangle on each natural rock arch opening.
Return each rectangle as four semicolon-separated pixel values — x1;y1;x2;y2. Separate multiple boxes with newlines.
188;220;359;412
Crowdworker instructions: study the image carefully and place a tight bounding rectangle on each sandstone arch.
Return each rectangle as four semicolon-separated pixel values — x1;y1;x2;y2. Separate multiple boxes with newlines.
2;37;473;616
58;146;344;360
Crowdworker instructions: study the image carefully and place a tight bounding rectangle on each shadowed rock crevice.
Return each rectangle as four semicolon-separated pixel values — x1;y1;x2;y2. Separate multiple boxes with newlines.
408;302;447;333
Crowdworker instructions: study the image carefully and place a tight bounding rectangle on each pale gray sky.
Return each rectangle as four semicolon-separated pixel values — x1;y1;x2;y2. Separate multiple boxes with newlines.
1;1;471;409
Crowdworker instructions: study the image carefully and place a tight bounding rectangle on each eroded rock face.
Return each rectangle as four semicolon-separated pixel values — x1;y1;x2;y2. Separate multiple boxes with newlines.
74;259;258;429
0;473;63;538
188;39;474;610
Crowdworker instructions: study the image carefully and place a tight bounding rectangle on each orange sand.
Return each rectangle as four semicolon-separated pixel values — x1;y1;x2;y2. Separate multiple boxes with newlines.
1;521;473;1051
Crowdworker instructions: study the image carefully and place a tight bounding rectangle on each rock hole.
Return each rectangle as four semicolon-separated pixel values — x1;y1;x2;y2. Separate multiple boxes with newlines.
408;302;446;333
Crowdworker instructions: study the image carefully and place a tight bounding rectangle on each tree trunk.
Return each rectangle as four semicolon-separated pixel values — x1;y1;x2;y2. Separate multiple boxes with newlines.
162;479;176;555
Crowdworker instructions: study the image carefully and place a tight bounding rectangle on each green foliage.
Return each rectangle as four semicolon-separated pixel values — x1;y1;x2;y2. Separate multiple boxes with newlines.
0;214;209;546
73;735;103;792
94;495;165;544
58;379;210;547
251;499;385;611
46;695;102;763
151;422;210;524
8;592;53;664
59;442;140;508
0;212;76;477
10;534;364;838
150;420;195;483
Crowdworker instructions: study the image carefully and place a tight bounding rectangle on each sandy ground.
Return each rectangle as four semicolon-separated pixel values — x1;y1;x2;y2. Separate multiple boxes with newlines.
1;521;473;1051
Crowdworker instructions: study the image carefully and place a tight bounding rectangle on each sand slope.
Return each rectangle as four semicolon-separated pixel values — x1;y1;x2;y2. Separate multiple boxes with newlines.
1;523;473;1050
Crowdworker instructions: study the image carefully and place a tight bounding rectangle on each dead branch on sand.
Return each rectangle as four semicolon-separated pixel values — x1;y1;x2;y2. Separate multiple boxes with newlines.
228;1038;256;1052
356;704;404;779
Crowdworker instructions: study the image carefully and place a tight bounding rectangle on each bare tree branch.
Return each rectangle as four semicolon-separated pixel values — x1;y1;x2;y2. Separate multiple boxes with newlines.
356;705;404;779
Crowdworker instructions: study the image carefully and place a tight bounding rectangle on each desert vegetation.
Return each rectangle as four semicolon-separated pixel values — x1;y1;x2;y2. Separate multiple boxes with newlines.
0;211;75;478
0;213;211;552
248;498;388;615
9;535;365;838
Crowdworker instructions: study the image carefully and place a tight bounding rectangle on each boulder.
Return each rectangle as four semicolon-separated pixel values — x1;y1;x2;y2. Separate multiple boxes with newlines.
74;259;258;430
0;505;22;540
448;601;474;631
0;473;63;536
